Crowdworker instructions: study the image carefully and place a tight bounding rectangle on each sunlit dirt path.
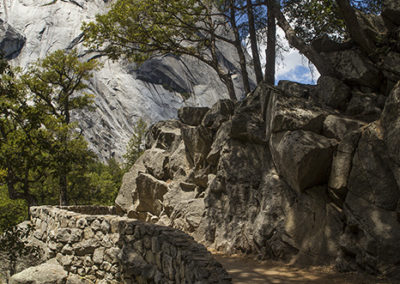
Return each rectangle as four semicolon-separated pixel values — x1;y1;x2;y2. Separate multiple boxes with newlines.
213;253;399;284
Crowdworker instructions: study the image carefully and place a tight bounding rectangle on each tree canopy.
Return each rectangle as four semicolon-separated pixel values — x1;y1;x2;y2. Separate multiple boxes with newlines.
82;0;247;100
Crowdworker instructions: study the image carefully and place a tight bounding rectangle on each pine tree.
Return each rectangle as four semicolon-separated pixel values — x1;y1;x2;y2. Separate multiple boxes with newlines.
21;49;100;206
123;118;148;169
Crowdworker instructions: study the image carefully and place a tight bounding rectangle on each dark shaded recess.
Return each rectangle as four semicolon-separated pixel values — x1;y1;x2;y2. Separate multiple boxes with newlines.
136;54;192;94
0;19;26;59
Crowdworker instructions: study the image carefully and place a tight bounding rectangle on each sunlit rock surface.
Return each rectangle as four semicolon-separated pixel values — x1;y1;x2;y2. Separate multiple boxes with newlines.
2;0;251;160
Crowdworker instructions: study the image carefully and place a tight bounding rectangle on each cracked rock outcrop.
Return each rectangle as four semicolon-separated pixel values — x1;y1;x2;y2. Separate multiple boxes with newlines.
117;74;400;279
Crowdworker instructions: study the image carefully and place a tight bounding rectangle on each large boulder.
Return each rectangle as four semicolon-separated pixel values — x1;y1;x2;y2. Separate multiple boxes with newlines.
145;120;183;153
347;123;399;211
164;184;205;233
133;173;169;217
252;177;344;265
381;52;400;89
10;259;67;284
324;49;382;89
230;87;267;144
266;90;330;137
277;80;314;99
181;125;213;168
207;121;232;166
313;76;351;110
167;141;190;179
203;139;268;251
141;148;169;180
328;130;362;205
178;106;210;126
271;130;338;193
202;99;235;130
381;81;400;168
338;122;400;278
346;91;384;122
322;115;366;140
382;0;400;26
115;156;146;214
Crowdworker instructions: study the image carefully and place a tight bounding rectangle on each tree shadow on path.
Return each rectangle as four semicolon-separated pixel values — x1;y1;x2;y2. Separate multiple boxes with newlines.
214;254;398;284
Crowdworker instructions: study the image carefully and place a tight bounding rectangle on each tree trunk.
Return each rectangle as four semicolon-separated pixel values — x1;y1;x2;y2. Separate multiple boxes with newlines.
335;0;376;56
59;166;68;206
246;0;263;84
229;0;251;94
220;73;237;101
206;10;237;101
270;0;338;77
265;0;276;85
59;132;69;206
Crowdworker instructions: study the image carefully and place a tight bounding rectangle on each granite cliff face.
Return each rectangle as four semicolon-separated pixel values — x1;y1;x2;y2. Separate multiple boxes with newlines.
116;3;400;279
1;0;251;160
117;81;400;279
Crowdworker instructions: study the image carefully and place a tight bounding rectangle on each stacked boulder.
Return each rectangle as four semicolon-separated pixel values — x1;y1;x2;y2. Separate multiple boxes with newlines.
117;73;400;279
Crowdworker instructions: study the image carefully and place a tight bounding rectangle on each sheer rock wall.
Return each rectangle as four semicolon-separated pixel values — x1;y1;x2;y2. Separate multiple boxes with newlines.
117;78;400;280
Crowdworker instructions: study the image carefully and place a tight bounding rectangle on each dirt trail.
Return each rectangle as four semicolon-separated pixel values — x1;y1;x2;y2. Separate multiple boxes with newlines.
213;254;398;284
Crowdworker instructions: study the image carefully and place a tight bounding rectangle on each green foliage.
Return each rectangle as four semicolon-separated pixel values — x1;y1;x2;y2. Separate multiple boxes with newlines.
0;50;111;208
82;0;207;62
123;118;148;169
82;0;241;100
282;0;382;44
82;158;126;205
37;158;125;206
0;58;47;207
20;49;101;205
0;223;40;275
22;49;100;123
0;186;27;233
282;0;346;43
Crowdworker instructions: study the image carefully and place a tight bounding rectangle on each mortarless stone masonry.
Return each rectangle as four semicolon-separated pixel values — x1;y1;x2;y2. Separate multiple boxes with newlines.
28;206;231;283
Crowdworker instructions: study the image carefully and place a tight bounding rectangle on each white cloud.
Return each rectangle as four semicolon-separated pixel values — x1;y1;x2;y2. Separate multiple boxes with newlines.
248;27;320;85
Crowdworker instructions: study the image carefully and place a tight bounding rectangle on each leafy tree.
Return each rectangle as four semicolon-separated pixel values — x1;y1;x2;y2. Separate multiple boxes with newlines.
123;118;148;169
282;0;346;44
0;59;47;210
0;186;27;233
21;49;100;205
277;0;384;76
83;158;125;205
82;0;245;100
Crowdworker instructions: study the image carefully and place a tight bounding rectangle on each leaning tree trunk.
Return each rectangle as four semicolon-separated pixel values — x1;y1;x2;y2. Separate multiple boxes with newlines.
265;0;276;85
206;13;238;101
219;72;237;101
270;0;338;77
335;0;376;56
229;0;251;94
246;0;264;84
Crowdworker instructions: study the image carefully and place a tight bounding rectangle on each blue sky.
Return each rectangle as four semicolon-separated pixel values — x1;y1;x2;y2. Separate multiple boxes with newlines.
252;27;320;85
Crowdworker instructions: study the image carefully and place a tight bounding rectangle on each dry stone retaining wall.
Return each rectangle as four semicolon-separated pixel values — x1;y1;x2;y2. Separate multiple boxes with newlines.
30;206;231;283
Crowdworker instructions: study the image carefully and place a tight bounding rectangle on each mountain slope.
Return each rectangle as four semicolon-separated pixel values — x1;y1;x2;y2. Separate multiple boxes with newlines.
2;0;252;160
